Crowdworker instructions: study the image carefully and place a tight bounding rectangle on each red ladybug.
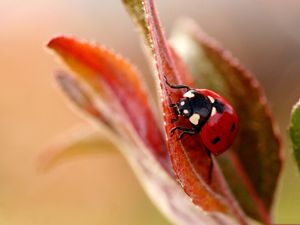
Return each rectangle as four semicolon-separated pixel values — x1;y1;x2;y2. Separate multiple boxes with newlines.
165;77;238;156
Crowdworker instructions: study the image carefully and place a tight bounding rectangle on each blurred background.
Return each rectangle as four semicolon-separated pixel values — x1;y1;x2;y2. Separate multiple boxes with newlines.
1;0;300;224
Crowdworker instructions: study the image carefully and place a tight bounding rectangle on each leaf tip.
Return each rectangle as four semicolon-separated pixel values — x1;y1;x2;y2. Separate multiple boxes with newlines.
46;35;74;50
47;36;61;49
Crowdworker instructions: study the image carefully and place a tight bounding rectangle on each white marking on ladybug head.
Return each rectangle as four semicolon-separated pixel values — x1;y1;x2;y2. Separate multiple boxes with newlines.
189;113;200;125
183;90;195;98
211;107;217;117
183;109;189;115
208;96;214;103
180;101;185;106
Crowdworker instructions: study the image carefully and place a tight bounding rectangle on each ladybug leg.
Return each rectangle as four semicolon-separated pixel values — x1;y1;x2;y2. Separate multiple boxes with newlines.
164;76;190;90
169;103;179;123
170;126;190;137
170;126;199;139
205;148;214;184
178;128;199;140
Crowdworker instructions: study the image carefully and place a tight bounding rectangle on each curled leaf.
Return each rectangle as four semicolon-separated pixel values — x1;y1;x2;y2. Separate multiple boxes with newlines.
123;0;247;224
170;19;282;224
47;37;169;167
289;99;300;172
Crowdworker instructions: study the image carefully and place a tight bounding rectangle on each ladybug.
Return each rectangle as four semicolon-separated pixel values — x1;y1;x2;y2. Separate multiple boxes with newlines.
165;77;238;156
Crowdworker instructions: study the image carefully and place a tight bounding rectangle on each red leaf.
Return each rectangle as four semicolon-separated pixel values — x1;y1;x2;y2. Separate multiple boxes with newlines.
170;19;282;224
124;0;248;223
47;37;169;168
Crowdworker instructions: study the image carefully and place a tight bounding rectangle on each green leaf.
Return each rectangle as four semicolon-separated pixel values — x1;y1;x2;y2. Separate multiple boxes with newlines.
289;99;300;171
170;19;282;224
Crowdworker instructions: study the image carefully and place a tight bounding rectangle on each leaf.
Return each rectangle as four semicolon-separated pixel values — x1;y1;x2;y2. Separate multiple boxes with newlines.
40;127;239;225
120;140;240;225
122;0;193;86
170;18;282;224
45;34;233;224
38;126;117;172
47;36;169;168
289;99;300;172
122;0;248;224
122;0;151;48
54;70;112;128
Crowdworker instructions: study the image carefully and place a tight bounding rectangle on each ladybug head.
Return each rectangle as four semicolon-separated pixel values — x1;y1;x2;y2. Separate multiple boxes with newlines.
176;98;193;118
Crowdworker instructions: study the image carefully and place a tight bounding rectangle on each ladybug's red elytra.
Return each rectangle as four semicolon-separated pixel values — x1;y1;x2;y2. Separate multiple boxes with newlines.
165;77;238;156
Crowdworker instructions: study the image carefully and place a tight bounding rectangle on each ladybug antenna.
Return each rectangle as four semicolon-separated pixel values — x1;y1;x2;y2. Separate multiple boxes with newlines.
164;76;191;91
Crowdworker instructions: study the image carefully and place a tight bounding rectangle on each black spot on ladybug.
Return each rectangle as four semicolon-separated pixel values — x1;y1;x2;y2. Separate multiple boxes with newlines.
212;137;221;144
230;122;236;132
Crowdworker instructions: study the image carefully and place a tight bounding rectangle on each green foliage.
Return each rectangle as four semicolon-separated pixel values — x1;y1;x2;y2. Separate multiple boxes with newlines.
289;99;300;172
